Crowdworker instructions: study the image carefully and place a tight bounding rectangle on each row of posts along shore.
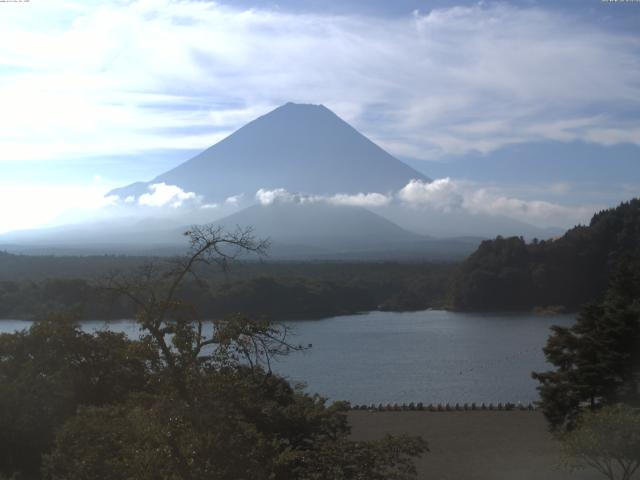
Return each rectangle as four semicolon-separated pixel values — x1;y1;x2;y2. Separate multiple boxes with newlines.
349;402;537;412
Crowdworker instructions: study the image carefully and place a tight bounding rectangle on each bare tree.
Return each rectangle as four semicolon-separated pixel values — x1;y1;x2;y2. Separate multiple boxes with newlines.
102;224;300;395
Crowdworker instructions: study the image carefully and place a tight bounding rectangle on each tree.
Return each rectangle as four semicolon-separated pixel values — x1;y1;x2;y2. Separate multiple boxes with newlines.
532;256;640;430
0;315;155;479
450;198;640;312
560;404;640;480
40;224;427;480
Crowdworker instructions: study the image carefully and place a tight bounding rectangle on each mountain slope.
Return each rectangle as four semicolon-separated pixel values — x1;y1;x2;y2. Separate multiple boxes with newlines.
210;202;481;260
213;201;422;250
109;103;428;202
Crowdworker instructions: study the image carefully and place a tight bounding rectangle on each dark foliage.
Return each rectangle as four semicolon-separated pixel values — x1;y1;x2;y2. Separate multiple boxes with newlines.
0;227;427;479
0;262;454;321
450;199;640;311
0;316;156;479
532;256;640;431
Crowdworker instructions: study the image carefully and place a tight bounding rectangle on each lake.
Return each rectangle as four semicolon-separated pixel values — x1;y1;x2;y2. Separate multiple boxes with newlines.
1;310;573;405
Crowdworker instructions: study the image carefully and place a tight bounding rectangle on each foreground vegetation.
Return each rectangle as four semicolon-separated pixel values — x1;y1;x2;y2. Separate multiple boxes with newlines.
532;253;640;479
0;227;426;480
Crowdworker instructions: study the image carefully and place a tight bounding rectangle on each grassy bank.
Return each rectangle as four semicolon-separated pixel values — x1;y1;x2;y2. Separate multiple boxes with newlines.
349;411;601;480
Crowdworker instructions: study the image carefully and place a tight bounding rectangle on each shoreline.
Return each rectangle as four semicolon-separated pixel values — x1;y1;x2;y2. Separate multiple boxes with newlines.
0;306;576;322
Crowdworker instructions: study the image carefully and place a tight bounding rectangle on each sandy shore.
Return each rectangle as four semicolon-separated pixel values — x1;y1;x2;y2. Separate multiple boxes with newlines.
349;411;601;480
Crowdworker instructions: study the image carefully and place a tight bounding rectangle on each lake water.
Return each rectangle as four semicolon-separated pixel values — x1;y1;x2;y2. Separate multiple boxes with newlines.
1;310;574;405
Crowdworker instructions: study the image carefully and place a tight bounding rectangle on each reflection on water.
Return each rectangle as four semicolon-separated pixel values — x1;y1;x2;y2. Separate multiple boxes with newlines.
0;310;573;404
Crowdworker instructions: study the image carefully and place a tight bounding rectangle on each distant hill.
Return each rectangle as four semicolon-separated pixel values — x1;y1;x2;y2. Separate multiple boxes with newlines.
449;198;640;311
211;202;481;260
214;201;420;249
109;103;429;202
373;204;563;240
0;201;481;260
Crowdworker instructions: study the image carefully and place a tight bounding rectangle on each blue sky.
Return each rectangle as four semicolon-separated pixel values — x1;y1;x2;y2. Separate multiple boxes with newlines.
0;0;638;232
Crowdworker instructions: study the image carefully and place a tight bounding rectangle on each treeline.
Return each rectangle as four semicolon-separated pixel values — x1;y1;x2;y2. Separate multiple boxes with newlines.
4;198;639;318
0;263;454;321
450;199;640;311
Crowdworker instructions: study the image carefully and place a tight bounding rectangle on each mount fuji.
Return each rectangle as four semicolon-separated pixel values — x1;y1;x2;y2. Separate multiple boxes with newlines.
109;102;429;203
2;103;559;257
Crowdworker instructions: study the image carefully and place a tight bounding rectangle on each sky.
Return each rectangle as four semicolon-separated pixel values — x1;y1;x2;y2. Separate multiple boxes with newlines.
0;0;639;233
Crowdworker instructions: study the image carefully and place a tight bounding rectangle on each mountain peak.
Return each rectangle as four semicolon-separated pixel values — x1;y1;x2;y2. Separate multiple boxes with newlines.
279;101;326;109
109;103;429;202
253;102;338;127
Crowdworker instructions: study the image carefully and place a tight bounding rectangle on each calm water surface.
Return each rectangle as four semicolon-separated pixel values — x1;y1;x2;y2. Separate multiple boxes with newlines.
1;310;574;405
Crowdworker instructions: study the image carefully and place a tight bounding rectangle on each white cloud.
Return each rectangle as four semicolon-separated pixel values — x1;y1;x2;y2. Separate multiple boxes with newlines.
200;203;218;209
224;194;244;206
397;178;464;211
396;178;593;227
255;188;391;207
253;181;591;227
255;188;298;205
138;182;199;208
0;1;638;165
463;189;593;227
327;192;391;207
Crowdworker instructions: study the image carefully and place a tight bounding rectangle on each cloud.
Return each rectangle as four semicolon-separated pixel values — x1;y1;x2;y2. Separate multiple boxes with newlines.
397;178;464;211
253;180;590;228
396;178;593;227
0;0;638;166
463;189;593;227
327;192;391;207
224;194;244;205
255;188;391;207
255;188;294;205
138;182;199;208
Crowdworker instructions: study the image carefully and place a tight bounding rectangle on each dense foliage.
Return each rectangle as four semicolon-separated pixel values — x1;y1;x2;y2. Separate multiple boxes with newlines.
450;199;640;311
0;261;453;321
0;317;156;478
0;227;427;480
532;256;640;430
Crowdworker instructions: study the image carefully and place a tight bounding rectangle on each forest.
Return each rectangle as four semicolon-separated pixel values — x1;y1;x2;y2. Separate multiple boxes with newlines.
449;199;640;312
2;199;640;320
0;257;453;321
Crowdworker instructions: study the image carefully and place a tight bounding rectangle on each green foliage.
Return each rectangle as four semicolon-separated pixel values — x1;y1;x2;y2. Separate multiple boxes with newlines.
450;198;640;311
43;375;427;480
0;315;155;479
1;227;427;479
532;256;640;430
0;262;454;321
560;404;640;480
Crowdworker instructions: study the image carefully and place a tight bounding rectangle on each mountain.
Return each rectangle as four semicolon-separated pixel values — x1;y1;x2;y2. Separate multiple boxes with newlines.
109;103;429;202
2;102;560;257
210;202;481;260
372;204;564;240
214;201;420;249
